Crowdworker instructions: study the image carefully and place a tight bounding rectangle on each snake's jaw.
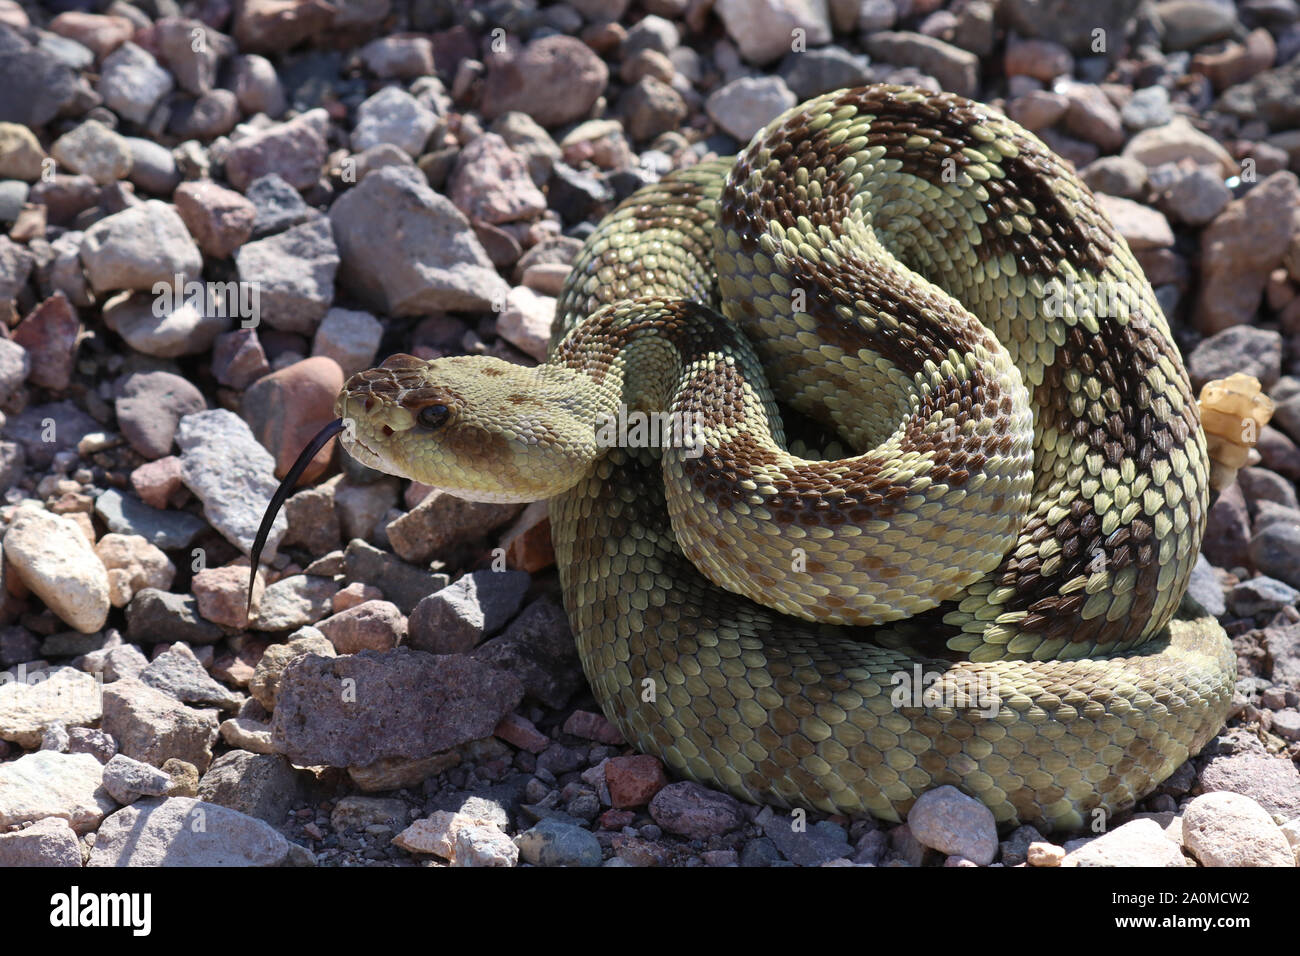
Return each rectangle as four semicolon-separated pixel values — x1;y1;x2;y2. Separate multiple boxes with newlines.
336;354;602;503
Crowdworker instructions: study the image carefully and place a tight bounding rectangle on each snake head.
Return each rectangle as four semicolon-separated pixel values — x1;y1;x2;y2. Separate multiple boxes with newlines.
336;353;600;503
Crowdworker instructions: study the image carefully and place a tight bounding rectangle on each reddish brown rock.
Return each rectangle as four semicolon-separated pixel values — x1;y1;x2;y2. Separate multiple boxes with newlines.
563;709;625;745
233;0;336;54
493;712;549;754
49;12;135;60
11;294;79;391
130;456;189;510
192;564;254;629
605;755;669;809
241;356;344;484
316;599;406;653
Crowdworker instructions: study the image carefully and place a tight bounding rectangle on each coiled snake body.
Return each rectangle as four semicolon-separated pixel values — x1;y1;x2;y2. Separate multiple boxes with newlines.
335;86;1239;831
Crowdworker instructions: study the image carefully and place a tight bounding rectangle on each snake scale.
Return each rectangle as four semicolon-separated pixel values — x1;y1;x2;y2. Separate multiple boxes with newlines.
304;86;1251;832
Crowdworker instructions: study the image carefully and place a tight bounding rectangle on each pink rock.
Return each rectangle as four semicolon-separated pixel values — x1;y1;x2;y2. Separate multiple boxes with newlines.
562;709;625;745
331;581;382;613
192;564;253;629
493;712;549;753
224;114;327;192
315;599;407;653
49;12;135;60
481;36;608;128
233;0;336;54
449;133;547;225
130;456;188;510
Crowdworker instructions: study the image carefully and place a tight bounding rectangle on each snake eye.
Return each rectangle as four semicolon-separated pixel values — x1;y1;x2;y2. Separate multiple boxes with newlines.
417;404;450;429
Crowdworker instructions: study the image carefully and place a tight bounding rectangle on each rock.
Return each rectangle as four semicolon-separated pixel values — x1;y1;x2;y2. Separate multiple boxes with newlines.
1198;753;1300;819
385;489;523;565
102;288;231;358
12;294;79;391
48;12;133;60
140;642;241;710
246;174;313;238
1008;90;1071;132
0;122;46;181
620;76;688;142
1156;0;1238;50
212;328;270;388
1094;194;1174;249
330;166;509;314
0;751;114;834
231;53;286;118
1217;60;1300;129
1121;85;1174;131
197;750;302;825
271;648;524;766
248;627;334;711
89;796;296;866
316;599;406;653
482;36;608;128
714;0;830;65
343;538;448;615
649;781;746;840
1160;166;1232;226
1062;818;1190;866
101;753;172;804
0;816;82;866
127;589;223;646
450;133;547;225
251;574;336;632
516;817;601;867
233;0;335;53
1182;791;1294;866
177;409;288;557
605;755;668;808
1187;326;1282;393
1123;118;1237;177
98;42;174;124
242;355;344;483
281;482;341;555
779;46;872;101
50;120;131;186
865;32;979;99
4;506;110;633
117;370;208;460
80;201;203;295
495;286;554;361
8;400;97;469
407;570;530;654
101;678;219;771
359;35;434;79
1250;523;1300;590
757;805;852;865
1027;841;1066;866
225;112;328;193
125;137;181;195
234;217;339;334
705;76;798;144
351;86;438;158
174;181;256;259
1059;82;1125;152
1003;0;1141;55
906;785;999;865
94;533;175;608
1186;554;1225;616
192;565;257;630
471;597;582;709
1196;172;1300;333
0;665;102;748
0;34;81;128
311;308;381;377
93;488;206;552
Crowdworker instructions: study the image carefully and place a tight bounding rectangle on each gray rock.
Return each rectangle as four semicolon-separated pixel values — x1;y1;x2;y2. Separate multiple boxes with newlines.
94;488;206;551
1161;166;1232;227
1186;326;1282;393
408;570;531;654
0;816;82;866
1186;553;1226;617
98;42;174;124
141;642;242;710
1062;818;1189;866
100;678;219;772
1226;576;1299;617
779;46;872;101
224;112;328;192
516;817;602;867
79;200;203;295
906;785;999;865
1198;752;1300;819
471;597;582;710
89;797;297;866
102;288;232;358
0;665;103;748
0;36;81;128
271;647;524;767
1182;791;1294;866
705;75;798;143
329;166;509;315
1250;523;1300;590
126;587;223;647
101;753;173;804
351;86;438;157
252;575;337;632
343;538;449;616
234;217;339;334
864;32;979;99
312;307;382;377
1121;84;1174;130
1156;0;1239;51
1003;0;1142;55
176;409;287;558
50;120;132;186
116;370;207;460
756;805;852;865
246;173;314;238
125;137;181;195
197;750;303;825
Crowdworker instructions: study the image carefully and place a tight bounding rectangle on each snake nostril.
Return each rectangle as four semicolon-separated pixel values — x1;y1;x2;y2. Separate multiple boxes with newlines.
381;425;393;437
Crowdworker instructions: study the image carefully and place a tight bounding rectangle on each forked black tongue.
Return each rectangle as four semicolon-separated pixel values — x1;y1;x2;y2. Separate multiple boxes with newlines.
247;417;347;617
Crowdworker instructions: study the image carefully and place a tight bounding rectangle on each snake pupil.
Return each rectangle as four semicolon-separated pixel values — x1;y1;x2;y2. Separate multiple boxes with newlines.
418;404;450;429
